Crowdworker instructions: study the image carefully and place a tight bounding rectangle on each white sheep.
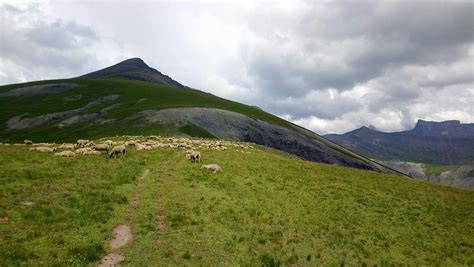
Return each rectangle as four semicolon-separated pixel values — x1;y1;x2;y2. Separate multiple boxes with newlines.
125;140;136;146
134;143;146;151
94;143;110;152
30;146;55;153
76;139;90;147
84;150;101;156
189;151;201;163
201;164;221;173
55;151;76;157
75;147;93;155
24;139;33;145
103;140;114;146
109;145;126;158
58;143;75;150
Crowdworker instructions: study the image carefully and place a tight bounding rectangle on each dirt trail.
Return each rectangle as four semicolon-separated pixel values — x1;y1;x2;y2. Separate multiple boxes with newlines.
98;169;150;267
110;224;133;249
99;253;124;267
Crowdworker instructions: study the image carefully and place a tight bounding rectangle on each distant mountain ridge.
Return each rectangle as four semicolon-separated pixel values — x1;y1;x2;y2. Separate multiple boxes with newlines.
325;120;474;164
81;58;184;87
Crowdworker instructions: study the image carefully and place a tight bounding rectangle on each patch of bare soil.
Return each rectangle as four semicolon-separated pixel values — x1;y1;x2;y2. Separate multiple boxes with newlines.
155;209;167;231
0;217;9;222
98;253;125;267
110;224;133;249
139;169;150;180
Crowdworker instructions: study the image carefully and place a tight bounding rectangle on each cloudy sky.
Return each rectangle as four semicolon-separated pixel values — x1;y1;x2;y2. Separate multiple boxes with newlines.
1;1;473;134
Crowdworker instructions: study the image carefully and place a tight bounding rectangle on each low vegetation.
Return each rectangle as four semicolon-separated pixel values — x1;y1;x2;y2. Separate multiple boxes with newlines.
0;137;472;265
425;163;460;176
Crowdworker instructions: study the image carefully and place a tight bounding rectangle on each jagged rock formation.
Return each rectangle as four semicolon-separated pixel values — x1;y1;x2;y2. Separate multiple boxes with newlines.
326;120;474;164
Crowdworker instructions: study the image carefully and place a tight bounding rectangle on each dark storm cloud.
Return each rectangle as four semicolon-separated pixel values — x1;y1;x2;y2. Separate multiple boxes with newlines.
225;1;474;128
239;1;474;98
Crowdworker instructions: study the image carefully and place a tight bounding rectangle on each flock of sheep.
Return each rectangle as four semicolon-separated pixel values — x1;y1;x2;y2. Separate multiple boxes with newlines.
17;136;254;173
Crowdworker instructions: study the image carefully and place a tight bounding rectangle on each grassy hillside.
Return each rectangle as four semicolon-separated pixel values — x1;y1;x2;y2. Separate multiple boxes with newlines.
0;78;293;142
0;78;395;173
0;139;472;265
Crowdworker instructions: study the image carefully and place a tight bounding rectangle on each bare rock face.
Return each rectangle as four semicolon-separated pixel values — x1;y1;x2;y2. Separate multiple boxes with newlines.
7;95;120;130
380;160;474;189
379;161;426;179
138;107;385;171
438;165;474;189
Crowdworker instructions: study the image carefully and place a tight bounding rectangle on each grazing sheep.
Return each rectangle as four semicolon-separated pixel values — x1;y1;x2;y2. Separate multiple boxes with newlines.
125;140;136;146
24;139;33;145
185;150;194;160
75;147;93;155
84;150;101;156
30;146;55;153
201;164;221;173
189;151;201;163
103;140;113;146
94;143;110;152
109;145;126;158
76;139;90;147
58;143;75;150
55;151;76;157
135;143;146;151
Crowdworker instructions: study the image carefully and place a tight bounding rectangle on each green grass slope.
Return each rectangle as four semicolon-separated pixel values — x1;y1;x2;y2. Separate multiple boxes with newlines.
0;78;394;172
0;78;292;142
0;140;472;265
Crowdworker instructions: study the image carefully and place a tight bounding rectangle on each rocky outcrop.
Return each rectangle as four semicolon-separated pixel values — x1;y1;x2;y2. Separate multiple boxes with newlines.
438;165;474;189
380;161;426;179
137;107;388;171
378;160;473;189
7;95;120;130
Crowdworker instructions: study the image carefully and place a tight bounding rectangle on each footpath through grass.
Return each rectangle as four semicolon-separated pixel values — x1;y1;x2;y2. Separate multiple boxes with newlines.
0;143;473;266
123;147;474;266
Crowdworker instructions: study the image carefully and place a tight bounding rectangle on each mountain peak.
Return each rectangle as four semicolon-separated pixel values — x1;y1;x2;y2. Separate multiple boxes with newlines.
117;57;149;68
81;58;184;87
415;119;461;128
413;119;462;134
368;125;378;131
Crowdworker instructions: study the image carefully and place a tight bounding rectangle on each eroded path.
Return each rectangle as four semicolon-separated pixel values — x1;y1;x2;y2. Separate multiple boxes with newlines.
98;150;181;266
98;169;150;267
